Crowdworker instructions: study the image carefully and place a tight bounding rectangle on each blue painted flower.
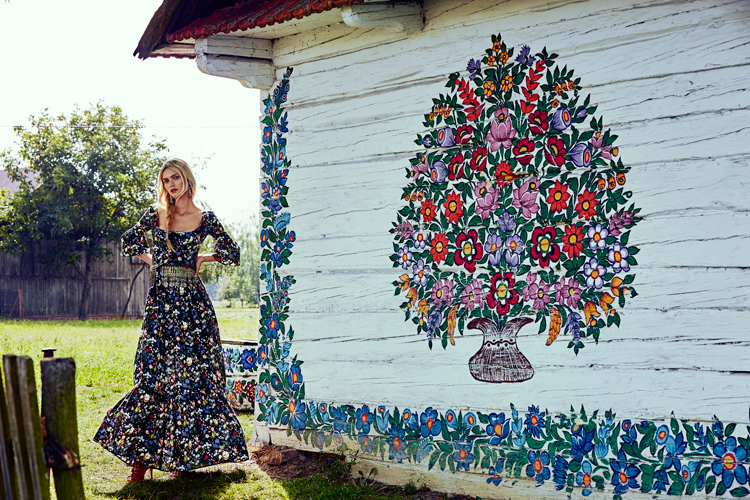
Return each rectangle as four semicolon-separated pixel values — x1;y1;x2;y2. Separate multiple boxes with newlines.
595;441;610;459
551;107;572;131
654;424;670;446
256;383;269;404
621;419;637;445
452;439;475;471
257;345;268;366
261;180;271;200
265;312;280;339
273;212;290;232
463;412;477;430
278;112;289;133
653;469;669;493
570;425;595;461
416;439;434;463
268;199;282;214
436;126;456;147
524;405;546;439
694;423;708;452
270;240;285;268
314;431;326;449
665;433;687;471
240;349;257;371
288;400;307;430
511;418;526;447
487;458;505;486
330;405;348;432
576;460;594;496
429;160;448;183
275;144;287;168
568;142;592;168
486;412;510;445
711;436;748;488
697;472;706;490
387;425;408;463
420;407;442;437
263;126;273;144
317;402;330;423
526;450;551;485
355;405;374;434
358;433;373;454
552;456;568;491
260;229;270;248
403;409;418;430
610;449;640;494
426;310;443;340
680;461;699;483
288;365;303;391
265;400;279;424
270;374;282;391
285;230;296;248
376;406;390;433
444;409;458;430
497;209;515;233
467;58;482;79
263;98;273;116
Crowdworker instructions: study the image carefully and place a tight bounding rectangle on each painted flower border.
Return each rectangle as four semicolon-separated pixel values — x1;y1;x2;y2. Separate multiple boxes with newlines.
255;65;750;498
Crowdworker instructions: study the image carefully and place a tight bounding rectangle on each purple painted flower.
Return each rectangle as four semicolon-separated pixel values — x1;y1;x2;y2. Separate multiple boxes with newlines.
584;258;607;289
608;211;634;237
411;258;431;287
429;160;448;183
412;230;428;250
522;273;550;310
587;223;609;250
591;132;604;149
475;182;500;220
422;136;433;147
487;108;516;152
437;127;455;147
394;220;413;239
576;108;588;119
568;142;592;168
467;58;482;79
607;242;630;273
460;281;485;311
484;233;503;266
551;107;572;131
512;177;540;219
497;209;515;233
397;245;413;270
504;234;524;268
555;277;582;308
431;278;455;308
515;44;536;67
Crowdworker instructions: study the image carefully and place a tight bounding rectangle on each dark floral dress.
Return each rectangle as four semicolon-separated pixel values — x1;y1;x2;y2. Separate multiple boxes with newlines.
94;205;249;471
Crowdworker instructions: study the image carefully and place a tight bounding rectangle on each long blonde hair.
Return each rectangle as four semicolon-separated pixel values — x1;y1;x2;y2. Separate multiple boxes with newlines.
156;158;197;252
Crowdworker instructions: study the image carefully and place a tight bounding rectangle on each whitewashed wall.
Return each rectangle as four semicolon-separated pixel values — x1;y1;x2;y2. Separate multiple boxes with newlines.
219;0;750;496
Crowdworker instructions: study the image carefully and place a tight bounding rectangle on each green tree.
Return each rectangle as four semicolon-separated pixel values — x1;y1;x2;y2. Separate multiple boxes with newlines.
0;103;166;319
215;217;260;306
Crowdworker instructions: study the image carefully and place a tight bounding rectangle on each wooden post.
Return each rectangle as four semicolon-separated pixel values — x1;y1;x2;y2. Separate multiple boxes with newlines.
0;361;19;500
2;355;50;500
40;358;84;500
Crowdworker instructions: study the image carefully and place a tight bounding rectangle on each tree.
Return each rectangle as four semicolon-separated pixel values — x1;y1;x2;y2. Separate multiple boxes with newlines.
390;33;640;383
214;217;260;307
0;103;166;319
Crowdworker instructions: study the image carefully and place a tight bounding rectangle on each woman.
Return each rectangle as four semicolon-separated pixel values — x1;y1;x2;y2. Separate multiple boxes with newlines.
94;158;249;481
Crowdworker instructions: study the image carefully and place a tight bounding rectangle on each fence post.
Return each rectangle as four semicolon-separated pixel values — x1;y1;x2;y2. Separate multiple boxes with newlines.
0;362;19;500
40;357;84;500
3;355;50;500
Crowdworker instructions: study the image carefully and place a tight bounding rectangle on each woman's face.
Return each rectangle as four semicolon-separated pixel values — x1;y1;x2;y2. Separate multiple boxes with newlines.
162;167;185;199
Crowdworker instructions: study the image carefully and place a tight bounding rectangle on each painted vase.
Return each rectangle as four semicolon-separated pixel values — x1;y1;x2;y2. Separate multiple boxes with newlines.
468;317;534;383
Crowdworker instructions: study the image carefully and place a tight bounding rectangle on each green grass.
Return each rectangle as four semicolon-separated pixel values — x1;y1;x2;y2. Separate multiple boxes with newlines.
0;307;417;500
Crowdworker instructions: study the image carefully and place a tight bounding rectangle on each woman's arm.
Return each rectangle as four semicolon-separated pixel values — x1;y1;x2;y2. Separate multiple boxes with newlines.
194;254;216;275
135;253;153;266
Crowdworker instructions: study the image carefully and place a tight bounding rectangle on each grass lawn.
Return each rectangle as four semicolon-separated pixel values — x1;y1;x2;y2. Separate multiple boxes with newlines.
0;306;411;500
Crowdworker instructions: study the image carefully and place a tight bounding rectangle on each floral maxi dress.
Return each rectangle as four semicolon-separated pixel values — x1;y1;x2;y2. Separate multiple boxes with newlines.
94;206;249;471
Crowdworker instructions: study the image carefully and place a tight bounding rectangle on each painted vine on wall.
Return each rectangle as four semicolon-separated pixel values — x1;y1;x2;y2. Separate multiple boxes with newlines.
389;34;640;383
255;61;749;498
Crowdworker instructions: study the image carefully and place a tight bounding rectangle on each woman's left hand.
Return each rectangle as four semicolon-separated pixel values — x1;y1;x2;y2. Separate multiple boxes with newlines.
195;254;216;276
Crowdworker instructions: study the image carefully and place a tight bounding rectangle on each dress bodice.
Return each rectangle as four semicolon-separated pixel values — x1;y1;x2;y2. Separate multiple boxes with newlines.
121;205;240;268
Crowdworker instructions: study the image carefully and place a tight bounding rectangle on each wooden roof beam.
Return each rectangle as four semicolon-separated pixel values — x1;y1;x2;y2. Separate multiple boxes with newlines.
341;1;424;32
194;36;275;90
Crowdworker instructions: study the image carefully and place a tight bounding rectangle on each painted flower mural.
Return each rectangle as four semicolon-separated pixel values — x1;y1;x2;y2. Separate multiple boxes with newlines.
390;33;640;382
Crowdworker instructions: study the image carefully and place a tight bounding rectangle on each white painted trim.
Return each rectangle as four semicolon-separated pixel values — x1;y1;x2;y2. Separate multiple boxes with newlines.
194;36;275;89
341;1;424;32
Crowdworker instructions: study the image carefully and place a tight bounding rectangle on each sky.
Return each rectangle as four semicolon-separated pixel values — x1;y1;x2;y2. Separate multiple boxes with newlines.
0;0;262;228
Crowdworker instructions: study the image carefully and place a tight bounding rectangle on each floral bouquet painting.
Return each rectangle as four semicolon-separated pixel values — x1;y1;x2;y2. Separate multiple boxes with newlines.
390;33;640;383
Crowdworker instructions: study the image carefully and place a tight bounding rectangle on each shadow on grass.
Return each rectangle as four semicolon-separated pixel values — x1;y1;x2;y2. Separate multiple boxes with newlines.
101;469;260;500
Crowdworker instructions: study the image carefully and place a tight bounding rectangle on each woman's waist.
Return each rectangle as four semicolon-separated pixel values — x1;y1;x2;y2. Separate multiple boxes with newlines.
149;265;203;288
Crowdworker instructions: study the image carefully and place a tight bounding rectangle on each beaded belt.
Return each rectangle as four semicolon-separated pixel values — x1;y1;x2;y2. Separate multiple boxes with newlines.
149;265;202;288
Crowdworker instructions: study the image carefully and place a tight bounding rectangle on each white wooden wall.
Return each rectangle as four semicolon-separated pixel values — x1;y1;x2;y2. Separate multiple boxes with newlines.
210;0;750;496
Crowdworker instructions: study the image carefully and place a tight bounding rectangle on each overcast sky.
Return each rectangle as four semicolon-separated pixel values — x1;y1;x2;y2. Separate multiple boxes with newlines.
0;0;262;228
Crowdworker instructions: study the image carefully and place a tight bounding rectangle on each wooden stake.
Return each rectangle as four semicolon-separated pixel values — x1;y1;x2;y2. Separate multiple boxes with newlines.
41;358;85;500
0;361;19;500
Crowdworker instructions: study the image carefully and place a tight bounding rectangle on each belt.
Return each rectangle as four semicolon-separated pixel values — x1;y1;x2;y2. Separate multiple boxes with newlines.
149;265;202;289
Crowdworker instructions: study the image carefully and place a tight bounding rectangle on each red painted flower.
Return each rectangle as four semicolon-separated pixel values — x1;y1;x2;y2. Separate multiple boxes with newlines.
530;226;560;267
545;136;567;167
545;181;570;213
575;189;598;220
513;138;536;166
494;161;515;187
470;147;488;171
420;199;438;223
456;125;474;144
443;192;464;224
447;153;465;181
528;110;549;135
430;233;450;264
454;229;483;272
487;272;519;315
562;224;584;258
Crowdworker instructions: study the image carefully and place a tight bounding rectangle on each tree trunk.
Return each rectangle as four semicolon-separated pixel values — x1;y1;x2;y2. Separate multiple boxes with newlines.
78;253;92;321
120;265;145;319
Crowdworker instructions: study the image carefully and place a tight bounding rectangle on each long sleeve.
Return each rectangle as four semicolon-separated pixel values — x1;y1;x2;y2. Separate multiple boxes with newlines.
121;206;156;257
204;212;240;266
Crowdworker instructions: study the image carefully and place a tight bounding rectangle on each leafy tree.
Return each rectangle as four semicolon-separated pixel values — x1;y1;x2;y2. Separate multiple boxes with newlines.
0;103;166;319
214;217;260;306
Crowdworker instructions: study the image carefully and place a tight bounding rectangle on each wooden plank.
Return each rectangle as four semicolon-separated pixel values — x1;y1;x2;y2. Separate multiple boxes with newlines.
0;361;19;500
41;358;84;500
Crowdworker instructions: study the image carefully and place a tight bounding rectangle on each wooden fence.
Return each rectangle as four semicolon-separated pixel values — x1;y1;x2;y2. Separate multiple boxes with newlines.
0;353;84;500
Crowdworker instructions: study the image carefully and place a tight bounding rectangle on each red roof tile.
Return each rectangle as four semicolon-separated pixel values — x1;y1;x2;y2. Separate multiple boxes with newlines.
167;0;362;43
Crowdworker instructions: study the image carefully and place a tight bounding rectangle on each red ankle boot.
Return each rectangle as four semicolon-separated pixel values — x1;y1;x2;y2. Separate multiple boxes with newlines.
127;462;149;482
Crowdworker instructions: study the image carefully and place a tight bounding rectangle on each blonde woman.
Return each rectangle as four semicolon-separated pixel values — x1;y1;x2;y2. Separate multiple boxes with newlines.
94;158;248;480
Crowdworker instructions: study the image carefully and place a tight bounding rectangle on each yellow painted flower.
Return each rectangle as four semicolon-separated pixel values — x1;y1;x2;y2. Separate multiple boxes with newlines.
608;177;616;189
500;74;513;92
483;80;495;97
616;173;626;185
597;178;607;190
568;80;576;90
487;55;496;66
498;51;509;64
551;99;560;108
493;41;502;52
406;286;418;305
